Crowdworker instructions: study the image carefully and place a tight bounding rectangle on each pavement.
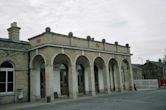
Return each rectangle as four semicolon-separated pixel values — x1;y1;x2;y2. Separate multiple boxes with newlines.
1;89;166;110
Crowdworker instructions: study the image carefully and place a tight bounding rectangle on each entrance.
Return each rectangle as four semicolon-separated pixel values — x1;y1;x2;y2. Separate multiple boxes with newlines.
40;68;45;98
94;66;99;93
60;64;69;96
112;65;116;91
77;65;85;94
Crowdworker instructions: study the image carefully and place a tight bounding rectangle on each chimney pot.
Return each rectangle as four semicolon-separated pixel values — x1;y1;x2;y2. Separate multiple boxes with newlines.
7;22;21;41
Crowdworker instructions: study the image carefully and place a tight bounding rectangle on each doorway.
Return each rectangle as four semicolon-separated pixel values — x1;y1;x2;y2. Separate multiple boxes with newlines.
94;66;99;93
60;64;69;96
77;65;85;94
40;68;45;98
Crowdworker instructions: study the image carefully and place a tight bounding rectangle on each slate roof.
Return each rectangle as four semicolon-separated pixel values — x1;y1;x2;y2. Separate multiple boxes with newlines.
132;64;143;70
150;61;166;68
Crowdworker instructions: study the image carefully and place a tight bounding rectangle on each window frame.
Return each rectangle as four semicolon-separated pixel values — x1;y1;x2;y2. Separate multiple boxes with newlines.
0;68;15;95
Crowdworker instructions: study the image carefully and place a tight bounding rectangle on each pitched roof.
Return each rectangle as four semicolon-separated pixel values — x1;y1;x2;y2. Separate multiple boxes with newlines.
132;64;143;70
150;61;166;68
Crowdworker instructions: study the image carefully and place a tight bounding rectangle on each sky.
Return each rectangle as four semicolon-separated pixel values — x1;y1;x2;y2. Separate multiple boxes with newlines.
0;0;166;64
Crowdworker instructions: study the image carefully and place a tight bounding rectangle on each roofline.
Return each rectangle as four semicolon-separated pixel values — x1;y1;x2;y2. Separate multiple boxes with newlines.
28;43;132;56
28;31;130;48
0;38;30;45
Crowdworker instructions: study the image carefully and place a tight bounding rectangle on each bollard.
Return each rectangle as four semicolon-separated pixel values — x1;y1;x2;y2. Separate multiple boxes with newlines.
47;96;51;103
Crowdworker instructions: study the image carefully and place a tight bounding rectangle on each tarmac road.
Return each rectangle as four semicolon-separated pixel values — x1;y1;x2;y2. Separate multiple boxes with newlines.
2;89;166;110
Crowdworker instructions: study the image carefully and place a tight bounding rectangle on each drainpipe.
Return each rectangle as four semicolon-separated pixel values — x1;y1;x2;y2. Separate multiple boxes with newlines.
28;51;30;102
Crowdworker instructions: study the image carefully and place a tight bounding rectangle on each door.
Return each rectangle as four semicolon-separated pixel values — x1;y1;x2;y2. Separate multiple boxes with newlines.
40;68;45;98
60;70;69;96
112;66;116;91
94;66;99;93
78;68;85;94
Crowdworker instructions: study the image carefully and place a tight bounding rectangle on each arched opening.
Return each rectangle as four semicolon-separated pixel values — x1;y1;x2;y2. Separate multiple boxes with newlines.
40;63;45;98
31;55;46;99
53;54;71;97
60;64;68;95
94;65;99;93
121;59;130;90
77;65;85;94
109;59;118;91
0;61;14;93
94;57;106;93
76;56;90;95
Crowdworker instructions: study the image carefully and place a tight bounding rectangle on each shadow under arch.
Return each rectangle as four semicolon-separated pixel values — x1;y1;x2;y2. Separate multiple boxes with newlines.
108;58;119;91
121;59;131;90
30;55;46;100
52;53;72;97
93;57;106;93
76;55;91;95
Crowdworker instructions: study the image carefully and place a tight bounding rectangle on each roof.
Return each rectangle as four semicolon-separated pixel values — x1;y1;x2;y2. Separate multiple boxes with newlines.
149;61;166;68
132;64;143;70
28;31;128;48
0;37;30;45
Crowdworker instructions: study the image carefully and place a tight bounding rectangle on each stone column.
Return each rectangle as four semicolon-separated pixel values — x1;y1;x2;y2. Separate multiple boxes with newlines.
104;64;111;94
69;63;78;99
89;64;96;96
128;60;134;91
118;62;123;92
30;69;36;101
45;64;54;101
109;65;114;91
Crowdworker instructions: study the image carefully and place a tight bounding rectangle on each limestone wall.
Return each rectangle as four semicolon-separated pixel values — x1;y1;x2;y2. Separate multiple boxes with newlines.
0;40;30;104
134;79;159;90
29;32;129;54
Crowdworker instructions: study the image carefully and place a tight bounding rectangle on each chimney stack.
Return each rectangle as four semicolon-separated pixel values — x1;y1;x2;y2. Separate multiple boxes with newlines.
7;22;21;41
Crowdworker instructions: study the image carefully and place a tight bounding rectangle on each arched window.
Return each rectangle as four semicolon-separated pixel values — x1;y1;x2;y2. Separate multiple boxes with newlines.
0;61;14;93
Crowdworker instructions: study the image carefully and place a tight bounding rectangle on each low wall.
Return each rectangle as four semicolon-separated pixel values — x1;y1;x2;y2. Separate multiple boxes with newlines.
134;79;159;91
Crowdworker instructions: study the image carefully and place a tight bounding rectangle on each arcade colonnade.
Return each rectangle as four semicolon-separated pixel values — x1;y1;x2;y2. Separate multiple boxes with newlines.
30;47;134;101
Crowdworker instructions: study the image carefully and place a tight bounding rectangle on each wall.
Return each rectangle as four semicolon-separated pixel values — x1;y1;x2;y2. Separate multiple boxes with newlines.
29;32;129;55
134;79;159;90
0;40;30;104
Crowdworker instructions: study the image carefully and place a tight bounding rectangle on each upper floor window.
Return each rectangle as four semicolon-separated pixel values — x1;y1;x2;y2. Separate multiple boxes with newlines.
0;61;14;93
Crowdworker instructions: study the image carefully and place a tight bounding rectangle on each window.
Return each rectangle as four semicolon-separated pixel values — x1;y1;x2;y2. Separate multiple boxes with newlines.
0;62;14;93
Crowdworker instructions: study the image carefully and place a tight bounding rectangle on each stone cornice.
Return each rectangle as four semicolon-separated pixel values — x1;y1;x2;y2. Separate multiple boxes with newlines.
29;43;132;56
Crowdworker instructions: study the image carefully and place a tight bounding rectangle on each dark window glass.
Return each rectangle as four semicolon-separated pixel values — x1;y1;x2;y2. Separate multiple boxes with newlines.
8;71;13;82
0;62;13;68
0;83;6;92
7;83;13;92
0;71;6;82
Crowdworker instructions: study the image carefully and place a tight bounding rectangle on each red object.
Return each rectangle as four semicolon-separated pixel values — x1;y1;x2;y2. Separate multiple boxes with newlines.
160;80;166;86
36;39;41;43
96;43;100;48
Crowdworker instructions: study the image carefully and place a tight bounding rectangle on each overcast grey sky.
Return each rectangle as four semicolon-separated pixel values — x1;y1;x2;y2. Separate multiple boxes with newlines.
0;0;166;64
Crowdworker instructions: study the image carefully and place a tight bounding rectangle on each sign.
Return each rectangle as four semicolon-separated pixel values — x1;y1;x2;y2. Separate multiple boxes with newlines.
36;39;42;43
96;43;100;48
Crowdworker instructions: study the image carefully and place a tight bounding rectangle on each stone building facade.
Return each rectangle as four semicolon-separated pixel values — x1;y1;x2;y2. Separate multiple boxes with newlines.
143;60;166;86
132;64;143;80
0;22;134;104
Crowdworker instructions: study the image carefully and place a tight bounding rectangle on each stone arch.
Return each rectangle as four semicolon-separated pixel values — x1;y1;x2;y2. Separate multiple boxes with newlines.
121;59;131;90
30;54;46;69
0;60;15;68
76;55;91;95
30;55;46;100
93;57;106;93
0;58;16;69
51;53;72;66
108;58;119;91
52;53;72;97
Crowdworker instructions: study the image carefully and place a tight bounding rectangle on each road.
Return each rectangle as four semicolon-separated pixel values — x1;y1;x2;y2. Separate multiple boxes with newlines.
10;89;166;110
